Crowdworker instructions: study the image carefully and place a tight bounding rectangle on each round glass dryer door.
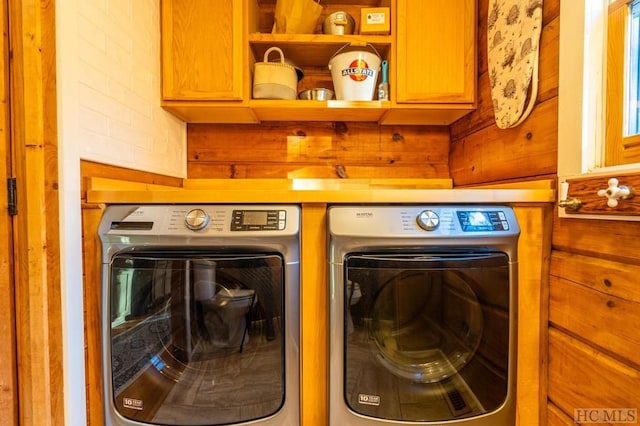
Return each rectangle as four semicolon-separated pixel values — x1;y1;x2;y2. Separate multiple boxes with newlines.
370;269;484;383
343;252;512;422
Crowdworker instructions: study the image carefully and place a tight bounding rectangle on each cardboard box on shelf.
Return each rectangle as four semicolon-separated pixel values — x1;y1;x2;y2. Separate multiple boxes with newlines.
360;7;390;35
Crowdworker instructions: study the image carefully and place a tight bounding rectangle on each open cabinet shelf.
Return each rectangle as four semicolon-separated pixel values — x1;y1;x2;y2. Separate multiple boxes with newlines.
160;0;477;125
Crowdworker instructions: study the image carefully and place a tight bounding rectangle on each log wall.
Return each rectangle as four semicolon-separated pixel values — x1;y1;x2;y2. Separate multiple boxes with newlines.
187;122;451;179
450;0;640;424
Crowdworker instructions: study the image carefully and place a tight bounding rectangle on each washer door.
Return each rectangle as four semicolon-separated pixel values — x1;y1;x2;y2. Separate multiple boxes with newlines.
107;251;286;425
343;251;512;422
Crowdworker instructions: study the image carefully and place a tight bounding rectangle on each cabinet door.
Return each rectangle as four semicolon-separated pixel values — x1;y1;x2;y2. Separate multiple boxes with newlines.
161;0;244;101
396;0;476;104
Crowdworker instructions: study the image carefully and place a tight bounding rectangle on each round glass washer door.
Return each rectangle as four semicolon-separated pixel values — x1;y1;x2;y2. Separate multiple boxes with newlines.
369;269;484;383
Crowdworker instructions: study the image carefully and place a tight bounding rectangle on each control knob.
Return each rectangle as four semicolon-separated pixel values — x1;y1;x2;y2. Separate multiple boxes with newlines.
417;210;440;231
185;208;210;231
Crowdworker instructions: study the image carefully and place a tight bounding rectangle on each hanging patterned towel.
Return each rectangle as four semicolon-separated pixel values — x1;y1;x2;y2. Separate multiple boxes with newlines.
488;0;543;129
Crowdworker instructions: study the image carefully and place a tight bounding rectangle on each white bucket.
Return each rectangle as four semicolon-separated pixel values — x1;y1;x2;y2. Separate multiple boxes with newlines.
328;44;382;101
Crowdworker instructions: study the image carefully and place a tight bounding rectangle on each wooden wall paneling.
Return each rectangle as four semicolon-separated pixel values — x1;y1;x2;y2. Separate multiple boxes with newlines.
187;163;450;179
0;0;17;422
548;328;640;417
449;98;558;186
186;123;450;179
476;0;559;82
513;205;553;426
549;275;640;367
449;0;559;187
8;0;64;425
300;203;327;426
547;402;575;425
82;204;106;426
553;215;640;263
550;251;640;303
80;161;183;201
451;14;559;141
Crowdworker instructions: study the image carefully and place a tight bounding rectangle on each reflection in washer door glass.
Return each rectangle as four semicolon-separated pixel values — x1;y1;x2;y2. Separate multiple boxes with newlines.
343;253;511;422
109;253;285;425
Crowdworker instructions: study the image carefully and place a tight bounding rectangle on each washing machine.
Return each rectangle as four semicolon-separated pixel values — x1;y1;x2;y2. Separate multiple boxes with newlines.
328;205;519;425
99;204;300;426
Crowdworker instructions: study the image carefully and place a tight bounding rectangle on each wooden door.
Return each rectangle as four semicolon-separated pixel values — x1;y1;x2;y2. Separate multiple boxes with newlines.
161;0;245;101
395;0;476;104
0;0;17;422
7;1;64;425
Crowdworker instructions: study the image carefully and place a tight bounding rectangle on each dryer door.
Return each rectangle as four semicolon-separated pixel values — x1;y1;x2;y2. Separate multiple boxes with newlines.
343;251;513;422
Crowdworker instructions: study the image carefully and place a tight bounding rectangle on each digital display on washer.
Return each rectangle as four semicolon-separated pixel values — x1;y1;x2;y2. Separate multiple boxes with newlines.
242;211;269;225
231;210;285;231
457;211;510;232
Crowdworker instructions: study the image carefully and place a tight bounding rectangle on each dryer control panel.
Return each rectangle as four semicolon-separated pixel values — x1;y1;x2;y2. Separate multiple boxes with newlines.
456;210;511;232
328;205;520;238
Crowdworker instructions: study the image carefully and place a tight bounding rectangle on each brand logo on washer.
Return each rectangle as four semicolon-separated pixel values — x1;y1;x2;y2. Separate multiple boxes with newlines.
355;212;373;218
358;393;381;406
123;397;143;410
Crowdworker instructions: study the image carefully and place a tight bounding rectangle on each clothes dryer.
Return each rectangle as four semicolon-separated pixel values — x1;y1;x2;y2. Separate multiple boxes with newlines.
328;205;519;425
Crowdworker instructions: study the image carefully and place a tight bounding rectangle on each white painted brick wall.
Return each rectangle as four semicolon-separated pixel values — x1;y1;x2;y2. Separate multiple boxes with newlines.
68;0;186;177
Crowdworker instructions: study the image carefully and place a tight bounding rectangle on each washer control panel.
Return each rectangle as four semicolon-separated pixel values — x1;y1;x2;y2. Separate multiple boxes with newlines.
185;208;210;231
101;205;299;237
416;210;440;231
231;209;286;231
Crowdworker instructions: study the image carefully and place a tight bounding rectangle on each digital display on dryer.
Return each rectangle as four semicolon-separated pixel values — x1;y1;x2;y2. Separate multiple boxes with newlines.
457;211;510;232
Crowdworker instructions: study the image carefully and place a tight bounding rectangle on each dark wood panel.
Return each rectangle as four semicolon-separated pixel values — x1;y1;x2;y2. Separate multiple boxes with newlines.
562;171;640;216
449;98;557;186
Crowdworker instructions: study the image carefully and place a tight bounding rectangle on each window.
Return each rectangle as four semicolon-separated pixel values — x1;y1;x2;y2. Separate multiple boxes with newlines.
558;0;640;221
625;0;640;136
605;0;640;165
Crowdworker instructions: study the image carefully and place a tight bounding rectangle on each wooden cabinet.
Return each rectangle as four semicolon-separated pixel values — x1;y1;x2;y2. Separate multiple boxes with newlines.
160;0;259;123
383;0;476;124
160;0;477;124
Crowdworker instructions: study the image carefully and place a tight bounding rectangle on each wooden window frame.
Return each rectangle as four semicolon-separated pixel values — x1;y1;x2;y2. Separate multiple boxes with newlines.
559;0;640;220
604;0;640;166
